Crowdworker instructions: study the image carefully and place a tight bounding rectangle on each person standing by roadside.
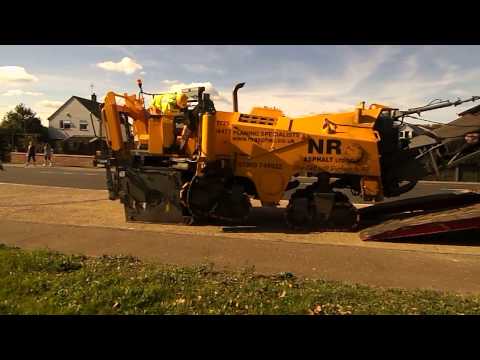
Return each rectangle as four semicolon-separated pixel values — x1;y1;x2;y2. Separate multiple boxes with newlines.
0;141;4;170
25;141;36;167
43;143;53;167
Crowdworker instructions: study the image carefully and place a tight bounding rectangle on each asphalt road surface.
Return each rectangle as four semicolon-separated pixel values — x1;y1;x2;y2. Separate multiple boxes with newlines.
1;163;479;204
1;164;106;190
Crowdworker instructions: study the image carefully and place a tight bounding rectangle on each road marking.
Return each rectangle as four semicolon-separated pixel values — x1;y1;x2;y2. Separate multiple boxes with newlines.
354;204;372;208
420;180;480;185
440;188;473;193
0;182;107;191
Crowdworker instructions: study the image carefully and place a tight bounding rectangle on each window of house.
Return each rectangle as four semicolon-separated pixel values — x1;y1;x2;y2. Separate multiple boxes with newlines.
61;120;72;129
80;121;88;131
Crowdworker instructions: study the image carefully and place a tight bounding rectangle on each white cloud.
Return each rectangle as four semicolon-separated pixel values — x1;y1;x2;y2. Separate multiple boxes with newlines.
449;89;470;97
37;100;64;108
248;46;400;112
207;47;399;116
0;66;39;83
2;89;44;96
139;71;146;75
363;54;480;114
148;47;480;124
160;81;356;115
96;57;143;75
304;46;400;99
283;48;478;124
182;63;224;75
95;45;137;58
168;82;231;105
233;89;355;117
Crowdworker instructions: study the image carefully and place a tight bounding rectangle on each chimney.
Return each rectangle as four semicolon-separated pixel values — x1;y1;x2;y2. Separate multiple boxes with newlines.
91;93;97;103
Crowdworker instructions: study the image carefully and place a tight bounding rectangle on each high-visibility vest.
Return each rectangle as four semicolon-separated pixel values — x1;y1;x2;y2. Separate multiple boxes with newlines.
152;94;176;113
151;93;188;113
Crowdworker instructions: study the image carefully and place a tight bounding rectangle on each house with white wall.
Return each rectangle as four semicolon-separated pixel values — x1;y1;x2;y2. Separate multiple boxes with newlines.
398;123;434;140
48;94;103;154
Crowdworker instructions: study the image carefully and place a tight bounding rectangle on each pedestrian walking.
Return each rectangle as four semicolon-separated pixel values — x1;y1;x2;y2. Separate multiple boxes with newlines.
25;141;36;167
43;143;53;167
0;146;4;171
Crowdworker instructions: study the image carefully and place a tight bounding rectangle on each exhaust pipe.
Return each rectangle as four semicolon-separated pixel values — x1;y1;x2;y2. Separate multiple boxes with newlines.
233;82;245;112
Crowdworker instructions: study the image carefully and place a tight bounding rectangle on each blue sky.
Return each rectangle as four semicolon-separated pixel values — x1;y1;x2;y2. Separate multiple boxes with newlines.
1;45;480;126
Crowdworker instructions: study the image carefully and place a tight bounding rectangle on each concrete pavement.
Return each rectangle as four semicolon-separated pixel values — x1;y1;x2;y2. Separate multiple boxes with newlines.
3;219;480;294
0;163;105;189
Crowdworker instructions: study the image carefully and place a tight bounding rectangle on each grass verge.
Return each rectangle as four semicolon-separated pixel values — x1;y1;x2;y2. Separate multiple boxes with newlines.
1;243;480;315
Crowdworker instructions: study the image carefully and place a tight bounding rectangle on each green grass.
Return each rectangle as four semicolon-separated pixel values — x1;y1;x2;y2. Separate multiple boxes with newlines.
1;243;480;315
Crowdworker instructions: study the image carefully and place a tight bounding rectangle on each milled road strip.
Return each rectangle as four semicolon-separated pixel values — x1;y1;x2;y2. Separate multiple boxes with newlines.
0;183;479;256
2;163;104;172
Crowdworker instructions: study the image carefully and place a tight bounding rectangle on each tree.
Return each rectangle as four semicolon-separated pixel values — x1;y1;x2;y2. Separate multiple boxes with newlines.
0;103;48;141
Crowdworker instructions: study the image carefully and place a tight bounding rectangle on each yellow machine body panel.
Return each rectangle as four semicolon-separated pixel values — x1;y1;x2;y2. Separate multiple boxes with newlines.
201;113;216;159
102;92;124;151
147;115;175;154
207;106;386;203
213;111;239;157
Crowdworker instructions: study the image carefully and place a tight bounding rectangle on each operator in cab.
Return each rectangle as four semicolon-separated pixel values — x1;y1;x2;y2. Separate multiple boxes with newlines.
150;92;192;152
